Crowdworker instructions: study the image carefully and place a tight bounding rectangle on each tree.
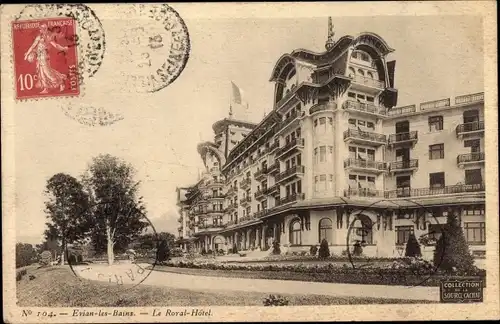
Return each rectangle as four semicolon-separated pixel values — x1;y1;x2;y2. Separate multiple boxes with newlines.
44;173;91;265
83;154;148;265
16;243;37;268
405;233;422;257
433;212;474;272
318;239;330;259
156;239;171;263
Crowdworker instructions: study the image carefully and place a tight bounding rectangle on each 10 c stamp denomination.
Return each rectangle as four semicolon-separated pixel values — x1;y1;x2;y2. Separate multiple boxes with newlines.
12;18;79;100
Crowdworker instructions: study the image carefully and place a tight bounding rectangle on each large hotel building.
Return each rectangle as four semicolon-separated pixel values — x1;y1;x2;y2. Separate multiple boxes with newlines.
176;19;485;259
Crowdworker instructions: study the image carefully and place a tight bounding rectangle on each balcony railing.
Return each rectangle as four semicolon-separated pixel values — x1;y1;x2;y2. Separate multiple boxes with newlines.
239;177;251;189
385;183;485;198
268;162;280;174
279;110;301;130
309;102;337;114
343;100;387;116
226;186;236;196
455;92;484;105
420;98;450;111
343;129;387;146
344;188;385;198
254;166;268;179
343;158;387;172
254;189;266;200
276;88;297;108
198;223;223;230
268;141;280;153
263;183;279;195
254;209;269;219
388;131;418;146
239;196;252;205
276;165;305;182
456;121;484;136
351;75;384;88
276;138;305;158
457;152;485;164
277;193;305;206
387;105;416;116
389;159;419;172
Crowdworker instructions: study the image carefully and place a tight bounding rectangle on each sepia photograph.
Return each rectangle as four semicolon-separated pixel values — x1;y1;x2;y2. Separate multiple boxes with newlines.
2;2;498;323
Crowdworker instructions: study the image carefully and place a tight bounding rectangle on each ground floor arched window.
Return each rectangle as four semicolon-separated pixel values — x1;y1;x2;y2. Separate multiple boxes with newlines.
319;218;333;243
290;219;301;245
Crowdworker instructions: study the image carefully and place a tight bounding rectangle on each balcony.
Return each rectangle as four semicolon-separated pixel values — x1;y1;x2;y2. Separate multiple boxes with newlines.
278;109;301;131
385;183;485;199
254;166;268;180
225;219;237;227
268;141;280;154
388;131;418;148
268;162;280;174
277;193;305;206
309;102;337;115
350;75;384;93
206;207;224;215
344;188;385;198
420;98;450;111
276;165;305;183
226;186;236;196
197;223;224;231
207;179;225;187
239;196;252;206
254;209;269;219
238;214;258;224
254;189;266;200
456;121;484;138
263;183;279;195
457;152;485;167
276;138;305;159
387;105;417;117
343;158;387;174
192;209;206;216
455;92;484;105
342;100;387;117
239;177;251;189
389;159;419;173
208;194;226;200
343;129;387;147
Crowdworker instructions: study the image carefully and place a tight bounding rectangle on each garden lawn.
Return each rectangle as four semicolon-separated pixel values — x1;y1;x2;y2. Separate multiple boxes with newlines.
16;266;434;306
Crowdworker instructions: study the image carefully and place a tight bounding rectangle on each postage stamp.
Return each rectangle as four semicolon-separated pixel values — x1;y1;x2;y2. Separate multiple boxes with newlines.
1;1;498;323
12;18;80;100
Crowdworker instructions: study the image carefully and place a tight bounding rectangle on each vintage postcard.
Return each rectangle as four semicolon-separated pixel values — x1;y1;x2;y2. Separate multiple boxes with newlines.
1;2;498;322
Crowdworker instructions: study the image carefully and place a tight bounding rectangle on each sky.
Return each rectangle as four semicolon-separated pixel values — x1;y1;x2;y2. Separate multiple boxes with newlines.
12;7;483;245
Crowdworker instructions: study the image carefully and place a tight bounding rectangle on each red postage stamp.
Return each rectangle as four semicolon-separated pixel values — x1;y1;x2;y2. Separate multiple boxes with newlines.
12;17;80;100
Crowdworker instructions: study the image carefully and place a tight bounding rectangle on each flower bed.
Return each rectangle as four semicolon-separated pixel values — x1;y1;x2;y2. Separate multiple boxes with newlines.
164;258;486;287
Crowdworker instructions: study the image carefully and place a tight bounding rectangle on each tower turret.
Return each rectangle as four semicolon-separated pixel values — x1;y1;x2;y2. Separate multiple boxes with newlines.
325;17;335;50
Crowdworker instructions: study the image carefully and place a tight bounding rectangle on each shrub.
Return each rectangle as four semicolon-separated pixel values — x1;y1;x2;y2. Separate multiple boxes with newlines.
433;213;475;272
263;294;290;306
156;240;171;264
16;269;27;282
272;241;281;255
405;233;422;257
232;244;238;254
318;239;330;259
68;254;77;265
76;254;83;263
218;249;224;255
309;245;318;256
352;241;363;256
200;247;207;255
39;250;52;266
171;247;183;257
207;249;213;255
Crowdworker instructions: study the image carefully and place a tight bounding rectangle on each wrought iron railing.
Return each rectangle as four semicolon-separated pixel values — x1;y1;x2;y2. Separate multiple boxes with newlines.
277;193;305;206
343;129;387;144
276;165;305;182
456;121;485;134
388;131;418;144
343;158;387;171
344;188;385;198
351;75;384;88
309;102;337;114
457;152;485;164
389;159;419;171
385;183;485;198
276;138;305;157
343;100;387;115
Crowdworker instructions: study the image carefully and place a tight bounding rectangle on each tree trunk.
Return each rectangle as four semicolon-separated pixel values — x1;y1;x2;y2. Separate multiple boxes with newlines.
106;224;114;265
60;239;65;266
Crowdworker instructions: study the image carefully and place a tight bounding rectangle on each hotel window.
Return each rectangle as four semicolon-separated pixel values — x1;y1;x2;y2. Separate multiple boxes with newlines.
429;172;445;189
395;226;414;245
428;116;443;131
246;206;251;216
329;175;334;189
464;205;485;216
429;144;444;160
367;72;374;79
290;220;301;245
465;169;483;185
319;146;327;162
316;117;327;134
319;218;333;243
366;121;375;130
464;222;485;244
463;110;479;123
465;139;481;153
348;118;357;129
357;69;365;76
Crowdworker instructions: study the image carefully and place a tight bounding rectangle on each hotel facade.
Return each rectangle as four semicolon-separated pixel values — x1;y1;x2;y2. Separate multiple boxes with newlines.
176;19;485;259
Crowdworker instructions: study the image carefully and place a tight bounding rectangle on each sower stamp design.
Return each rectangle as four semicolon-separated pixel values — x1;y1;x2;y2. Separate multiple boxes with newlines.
12;18;79;100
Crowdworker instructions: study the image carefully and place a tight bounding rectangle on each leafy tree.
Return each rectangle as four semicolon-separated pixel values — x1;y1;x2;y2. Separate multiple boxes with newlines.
405;233;422;257
433;212;474;272
318;239;330;259
16;243;37;268
82;154;148;265
309;245;318;256
156;239;171;264
44;173;91;265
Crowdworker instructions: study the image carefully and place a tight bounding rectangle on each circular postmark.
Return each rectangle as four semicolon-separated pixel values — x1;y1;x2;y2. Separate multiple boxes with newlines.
345;198;449;287
15;4;106;84
114;4;190;93
66;199;159;290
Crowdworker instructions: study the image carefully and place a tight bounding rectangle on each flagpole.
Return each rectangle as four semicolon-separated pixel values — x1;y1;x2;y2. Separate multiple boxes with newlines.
229;81;233;118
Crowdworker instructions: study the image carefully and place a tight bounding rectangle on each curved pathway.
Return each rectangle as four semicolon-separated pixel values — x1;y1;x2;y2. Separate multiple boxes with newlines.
73;263;439;301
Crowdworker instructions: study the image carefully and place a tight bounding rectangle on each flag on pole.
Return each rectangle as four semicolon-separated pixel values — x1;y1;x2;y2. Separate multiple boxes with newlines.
231;81;243;104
